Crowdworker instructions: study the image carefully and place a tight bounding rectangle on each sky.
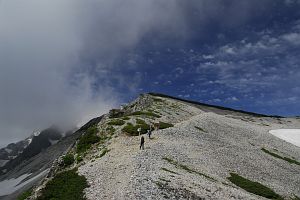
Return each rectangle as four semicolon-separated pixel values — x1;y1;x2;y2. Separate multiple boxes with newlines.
0;0;300;146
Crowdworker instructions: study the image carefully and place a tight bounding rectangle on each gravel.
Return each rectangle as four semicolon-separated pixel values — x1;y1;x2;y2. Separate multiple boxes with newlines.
78;95;300;200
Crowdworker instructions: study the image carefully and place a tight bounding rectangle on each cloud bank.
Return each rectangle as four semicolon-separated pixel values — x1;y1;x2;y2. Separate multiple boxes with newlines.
0;0;297;145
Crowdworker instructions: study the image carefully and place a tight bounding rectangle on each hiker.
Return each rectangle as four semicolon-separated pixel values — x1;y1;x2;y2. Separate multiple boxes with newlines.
140;136;145;150
147;129;152;139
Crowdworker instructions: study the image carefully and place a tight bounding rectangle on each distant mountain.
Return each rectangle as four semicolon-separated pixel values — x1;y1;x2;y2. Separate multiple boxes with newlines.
0;138;31;168
0;127;62;174
0;117;103;200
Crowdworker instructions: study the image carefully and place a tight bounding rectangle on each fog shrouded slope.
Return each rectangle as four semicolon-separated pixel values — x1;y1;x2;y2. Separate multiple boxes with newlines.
0;119;101;200
28;93;300;200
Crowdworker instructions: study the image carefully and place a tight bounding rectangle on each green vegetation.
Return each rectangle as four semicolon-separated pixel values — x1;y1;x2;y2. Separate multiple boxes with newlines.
17;188;32;200
106;125;116;134
162;157;215;181
99;148;110;158
76;154;83;163
129;111;161;118
158;121;173;129
136;118;146;124
62;154;75;166
261;148;300;166
107;119;125;126
37;169;88;200
76;126;100;154
122;122;150;136
227;173;283;199
194;126;207;133
122;116;130;120
161;167;179;175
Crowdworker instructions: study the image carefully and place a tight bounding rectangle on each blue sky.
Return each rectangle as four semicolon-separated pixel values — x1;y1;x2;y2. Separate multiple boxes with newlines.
85;0;300;116
1;0;300;145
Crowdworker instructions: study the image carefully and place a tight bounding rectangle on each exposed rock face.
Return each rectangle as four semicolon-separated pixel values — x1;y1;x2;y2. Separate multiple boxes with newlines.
0;127;63;175
126;93;154;112
0;140;31;167
0;125;85;199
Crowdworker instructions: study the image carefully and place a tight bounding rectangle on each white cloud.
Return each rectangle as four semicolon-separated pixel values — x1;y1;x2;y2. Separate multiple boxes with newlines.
202;54;215;59
226;97;239;102
282;33;300;45
220;45;236;55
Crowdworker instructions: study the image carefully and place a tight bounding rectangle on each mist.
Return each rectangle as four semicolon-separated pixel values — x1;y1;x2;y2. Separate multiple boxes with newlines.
0;0;275;146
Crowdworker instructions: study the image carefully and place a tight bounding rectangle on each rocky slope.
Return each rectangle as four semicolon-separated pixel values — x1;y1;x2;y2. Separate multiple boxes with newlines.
0;127;81;200
28;94;300;199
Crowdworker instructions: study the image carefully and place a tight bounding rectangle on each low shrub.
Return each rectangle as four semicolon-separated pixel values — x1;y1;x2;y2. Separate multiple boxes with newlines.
136;118;146;124
261;148;300;166
37;169;88;200
76;126;100;154
107;119;125;126
122;116;130;120
106;126;116;134
99;148;110;158
76;155;83;163
162;157;215;181
17;188;32;200
62;154;74;166
158;122;173;129
194;126;207;132
122;122;150;136
227;173;283;199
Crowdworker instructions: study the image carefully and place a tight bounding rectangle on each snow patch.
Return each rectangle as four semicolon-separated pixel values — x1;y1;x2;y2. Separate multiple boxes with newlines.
27;138;33;145
269;129;300;147
0;169;48;196
33;131;41;137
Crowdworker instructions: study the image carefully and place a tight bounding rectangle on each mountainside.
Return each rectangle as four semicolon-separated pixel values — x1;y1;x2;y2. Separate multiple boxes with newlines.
0;126;85;200
0;140;30;168
0;127;63;175
9;93;300;199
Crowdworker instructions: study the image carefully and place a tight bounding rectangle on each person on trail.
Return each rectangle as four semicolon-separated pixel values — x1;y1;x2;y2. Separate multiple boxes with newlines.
140;136;145;150
147;129;152;139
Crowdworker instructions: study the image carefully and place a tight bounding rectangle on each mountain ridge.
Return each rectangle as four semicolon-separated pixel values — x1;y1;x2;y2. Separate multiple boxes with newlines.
1;93;300;200
148;93;283;118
